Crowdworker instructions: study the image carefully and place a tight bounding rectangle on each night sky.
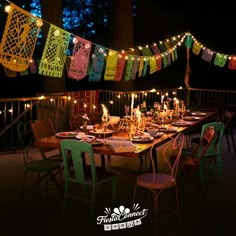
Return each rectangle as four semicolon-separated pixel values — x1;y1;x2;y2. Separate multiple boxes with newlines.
134;0;236;90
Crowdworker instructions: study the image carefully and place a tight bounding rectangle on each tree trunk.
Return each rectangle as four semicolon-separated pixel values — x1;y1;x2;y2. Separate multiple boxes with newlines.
110;0;134;91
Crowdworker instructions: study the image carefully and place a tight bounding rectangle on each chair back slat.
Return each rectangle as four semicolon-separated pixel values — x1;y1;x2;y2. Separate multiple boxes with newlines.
30;119;60;159
30;119;56;140
60;139;97;183
162;133;185;178
193;126;215;164
199;122;225;156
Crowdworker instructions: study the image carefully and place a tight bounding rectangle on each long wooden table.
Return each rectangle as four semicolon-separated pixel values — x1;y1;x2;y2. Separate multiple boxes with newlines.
34;111;216;172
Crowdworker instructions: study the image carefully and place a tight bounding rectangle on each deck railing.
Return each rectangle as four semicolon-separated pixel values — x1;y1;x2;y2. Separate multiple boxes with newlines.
0;87;235;152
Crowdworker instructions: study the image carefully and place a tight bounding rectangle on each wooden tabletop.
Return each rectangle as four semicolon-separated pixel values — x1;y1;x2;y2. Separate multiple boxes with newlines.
34;111;217;159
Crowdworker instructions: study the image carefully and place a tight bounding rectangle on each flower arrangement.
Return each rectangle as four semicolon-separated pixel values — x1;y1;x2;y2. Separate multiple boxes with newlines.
81;113;89;134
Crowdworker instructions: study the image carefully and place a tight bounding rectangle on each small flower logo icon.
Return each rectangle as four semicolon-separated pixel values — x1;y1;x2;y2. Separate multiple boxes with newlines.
111;205;130;217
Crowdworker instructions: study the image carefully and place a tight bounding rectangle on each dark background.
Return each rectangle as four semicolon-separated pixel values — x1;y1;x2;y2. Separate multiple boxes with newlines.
1;0;236;98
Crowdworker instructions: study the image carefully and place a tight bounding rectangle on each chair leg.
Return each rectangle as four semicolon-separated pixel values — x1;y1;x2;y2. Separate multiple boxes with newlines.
230;133;236;155
132;183;138;207
139;156;143;165
225;134;231;152
100;154;106;170
112;178;117;207
62;179;71;217
91;185;96;217
175;185;181;225
151;189;160;235
182;167;207;199
216;154;223;187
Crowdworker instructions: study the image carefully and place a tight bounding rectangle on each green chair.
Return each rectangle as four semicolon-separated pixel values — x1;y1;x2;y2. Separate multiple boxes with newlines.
60;139;117;216
191;122;225;187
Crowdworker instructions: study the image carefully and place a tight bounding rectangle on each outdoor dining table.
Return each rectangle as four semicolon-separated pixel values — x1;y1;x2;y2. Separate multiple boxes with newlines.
33;111;216;172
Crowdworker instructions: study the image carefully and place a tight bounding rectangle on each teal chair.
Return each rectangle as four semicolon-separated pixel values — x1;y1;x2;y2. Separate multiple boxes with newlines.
60;139;117;216
191;122;225;188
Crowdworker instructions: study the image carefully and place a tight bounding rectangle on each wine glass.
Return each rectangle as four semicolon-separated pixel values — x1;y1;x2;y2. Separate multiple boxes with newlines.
124;106;130;117
179;101;186;119
128;124;136;140
139;117;146;134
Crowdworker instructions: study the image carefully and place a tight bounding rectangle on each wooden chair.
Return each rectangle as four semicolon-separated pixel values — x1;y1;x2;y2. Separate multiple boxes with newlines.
179;126;215;198
18;121;62;193
60;139;117;216
132;133;185;234
30;119;63;162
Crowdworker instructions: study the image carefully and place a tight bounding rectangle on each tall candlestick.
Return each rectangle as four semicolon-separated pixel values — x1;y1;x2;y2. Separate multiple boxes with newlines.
131;93;134;109
161;95;164;104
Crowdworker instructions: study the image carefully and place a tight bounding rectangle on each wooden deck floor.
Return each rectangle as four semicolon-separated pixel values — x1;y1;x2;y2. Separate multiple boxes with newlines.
0;134;236;236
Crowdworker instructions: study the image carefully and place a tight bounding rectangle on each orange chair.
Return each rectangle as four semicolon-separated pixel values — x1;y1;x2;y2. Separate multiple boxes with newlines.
179;126;215;198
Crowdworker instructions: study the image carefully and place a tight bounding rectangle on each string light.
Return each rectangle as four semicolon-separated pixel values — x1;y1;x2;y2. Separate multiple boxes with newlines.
3;1;233;72
5;5;11;13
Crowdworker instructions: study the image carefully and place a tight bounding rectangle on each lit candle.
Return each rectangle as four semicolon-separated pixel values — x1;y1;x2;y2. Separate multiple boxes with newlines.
163;102;167;110
131;93;134;109
161;95;164;104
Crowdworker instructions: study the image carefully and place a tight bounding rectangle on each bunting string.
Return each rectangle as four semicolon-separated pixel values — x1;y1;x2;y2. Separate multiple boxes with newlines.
0;2;236;83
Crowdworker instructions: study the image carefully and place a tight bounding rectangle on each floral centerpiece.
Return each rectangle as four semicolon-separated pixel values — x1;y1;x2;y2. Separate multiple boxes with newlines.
81;113;89;134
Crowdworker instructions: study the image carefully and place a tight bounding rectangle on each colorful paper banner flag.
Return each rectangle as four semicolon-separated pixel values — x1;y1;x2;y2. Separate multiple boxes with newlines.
125;55;134;81
149;56;157;74
104;50;119;81
192;41;202;55
201;49;214;62
130;55;139;80
39;24;71;77
228;56;236;70
0;3;42;72
114;52;126;81
214;53;228;67
89;45;106;82
68;36;92;80
138;57;144;77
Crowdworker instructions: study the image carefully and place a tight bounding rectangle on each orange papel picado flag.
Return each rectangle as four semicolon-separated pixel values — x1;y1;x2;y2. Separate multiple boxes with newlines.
0;3;42;72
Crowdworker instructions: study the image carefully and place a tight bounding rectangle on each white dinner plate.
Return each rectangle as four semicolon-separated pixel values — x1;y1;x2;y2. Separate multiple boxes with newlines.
56;131;77;138
172;121;191;127
75;134;95;140
183;116;200;121
80;125;94;130
89;129;113;135
132;136;154;143
191;112;206;116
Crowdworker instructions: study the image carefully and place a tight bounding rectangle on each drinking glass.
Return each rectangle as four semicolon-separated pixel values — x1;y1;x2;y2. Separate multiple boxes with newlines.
128;124;136;140
124;106;130;117
139;117;146;134
179;101;186;119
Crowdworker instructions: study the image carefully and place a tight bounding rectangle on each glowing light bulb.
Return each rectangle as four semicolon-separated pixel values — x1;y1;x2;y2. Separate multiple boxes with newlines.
5;5;11;13
36;19;43;27
54;30;60;36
